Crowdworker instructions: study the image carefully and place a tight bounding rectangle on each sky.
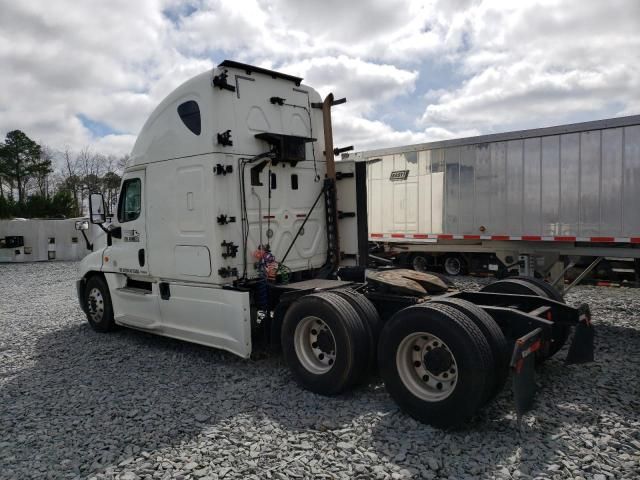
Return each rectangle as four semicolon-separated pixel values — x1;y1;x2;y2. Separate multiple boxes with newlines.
1;0;639;158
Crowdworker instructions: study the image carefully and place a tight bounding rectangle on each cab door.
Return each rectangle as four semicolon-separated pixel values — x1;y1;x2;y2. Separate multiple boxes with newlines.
109;171;148;275
103;170;162;330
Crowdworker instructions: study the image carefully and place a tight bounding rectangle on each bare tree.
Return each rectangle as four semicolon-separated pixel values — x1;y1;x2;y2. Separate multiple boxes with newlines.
116;154;129;173
35;145;56;198
60;146;82;216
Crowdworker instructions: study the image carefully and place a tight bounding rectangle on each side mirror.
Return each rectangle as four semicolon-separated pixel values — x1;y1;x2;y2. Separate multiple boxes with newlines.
75;220;89;231
89;193;106;224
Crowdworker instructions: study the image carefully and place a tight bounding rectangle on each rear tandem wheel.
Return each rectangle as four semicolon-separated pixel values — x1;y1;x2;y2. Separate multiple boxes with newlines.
480;278;569;359
281;292;370;395
378;303;493;428
332;289;382;377
428;297;509;403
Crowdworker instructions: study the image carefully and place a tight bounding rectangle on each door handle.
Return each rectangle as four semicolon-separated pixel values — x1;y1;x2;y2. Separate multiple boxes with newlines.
138;248;145;267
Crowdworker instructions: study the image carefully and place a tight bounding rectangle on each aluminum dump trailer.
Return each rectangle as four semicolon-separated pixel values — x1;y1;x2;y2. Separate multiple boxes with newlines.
344;115;640;279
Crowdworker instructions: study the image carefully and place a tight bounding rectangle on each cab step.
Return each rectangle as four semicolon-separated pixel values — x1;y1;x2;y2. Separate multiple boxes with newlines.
117;286;152;295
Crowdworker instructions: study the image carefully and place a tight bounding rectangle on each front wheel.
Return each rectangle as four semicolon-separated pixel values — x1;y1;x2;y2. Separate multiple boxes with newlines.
84;275;116;332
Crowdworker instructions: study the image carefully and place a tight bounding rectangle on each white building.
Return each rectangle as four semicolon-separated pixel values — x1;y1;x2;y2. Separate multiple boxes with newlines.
0;218;104;262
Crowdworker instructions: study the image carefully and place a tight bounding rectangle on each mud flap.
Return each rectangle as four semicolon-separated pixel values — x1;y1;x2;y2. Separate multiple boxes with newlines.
566;303;595;364
511;327;543;420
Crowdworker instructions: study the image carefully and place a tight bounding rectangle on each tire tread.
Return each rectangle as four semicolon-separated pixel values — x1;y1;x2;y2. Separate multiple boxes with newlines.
429;298;509;402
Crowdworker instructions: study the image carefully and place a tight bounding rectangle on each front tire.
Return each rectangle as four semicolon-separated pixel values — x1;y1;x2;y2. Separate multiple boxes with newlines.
84;275;116;332
378;303;493;428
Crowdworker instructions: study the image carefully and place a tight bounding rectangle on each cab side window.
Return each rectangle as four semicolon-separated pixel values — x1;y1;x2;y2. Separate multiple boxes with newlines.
177;100;201;135
118;178;142;223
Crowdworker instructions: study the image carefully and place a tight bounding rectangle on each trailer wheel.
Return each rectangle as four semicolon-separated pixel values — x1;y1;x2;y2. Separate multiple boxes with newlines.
480;278;568;359
428;298;509;403
84;275;116;332
411;254;429;273
281;292;370;395
378;303;492;428
443;255;466;276
333;289;382;377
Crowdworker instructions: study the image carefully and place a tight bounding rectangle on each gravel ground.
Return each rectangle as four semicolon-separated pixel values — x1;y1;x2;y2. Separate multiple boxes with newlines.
1;262;639;480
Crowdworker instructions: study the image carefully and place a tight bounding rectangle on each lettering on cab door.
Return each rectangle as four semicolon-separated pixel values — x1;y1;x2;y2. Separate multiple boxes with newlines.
123;230;140;242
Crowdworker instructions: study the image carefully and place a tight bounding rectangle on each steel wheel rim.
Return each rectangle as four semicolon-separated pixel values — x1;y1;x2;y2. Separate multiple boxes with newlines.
396;332;458;401
87;287;105;323
412;255;428;273
294;316;336;374
444;257;462;276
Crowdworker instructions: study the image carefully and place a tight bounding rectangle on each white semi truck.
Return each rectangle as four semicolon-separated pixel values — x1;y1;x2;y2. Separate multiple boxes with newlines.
76;61;594;428
343;115;640;282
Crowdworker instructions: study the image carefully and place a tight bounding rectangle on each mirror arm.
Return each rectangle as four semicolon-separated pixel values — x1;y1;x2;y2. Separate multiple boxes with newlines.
110;226;122;239
95;223;112;247
80;229;93;251
97;223;110;235
95;224;122;247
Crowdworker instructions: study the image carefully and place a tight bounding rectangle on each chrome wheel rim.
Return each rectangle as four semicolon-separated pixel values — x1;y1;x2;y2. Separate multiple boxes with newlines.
294;316;336;374
412;255;428;273
396;332;458;401
87;287;105;323
444;257;462;276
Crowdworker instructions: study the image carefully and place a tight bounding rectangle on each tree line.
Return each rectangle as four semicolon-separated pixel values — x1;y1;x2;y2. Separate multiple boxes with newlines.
0;130;127;219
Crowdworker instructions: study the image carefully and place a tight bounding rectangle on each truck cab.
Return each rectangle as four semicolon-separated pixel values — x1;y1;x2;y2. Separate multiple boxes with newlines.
78;61;331;358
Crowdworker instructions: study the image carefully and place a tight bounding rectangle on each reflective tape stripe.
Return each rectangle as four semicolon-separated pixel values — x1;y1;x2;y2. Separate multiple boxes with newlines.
369;233;640;243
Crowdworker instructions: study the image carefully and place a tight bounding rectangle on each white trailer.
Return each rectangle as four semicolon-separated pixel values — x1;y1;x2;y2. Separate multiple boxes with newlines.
344;116;640;281
0;218;100;262
75;61;594;428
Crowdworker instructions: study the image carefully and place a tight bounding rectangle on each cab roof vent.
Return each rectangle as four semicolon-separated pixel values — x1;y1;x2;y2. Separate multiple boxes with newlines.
219;60;303;86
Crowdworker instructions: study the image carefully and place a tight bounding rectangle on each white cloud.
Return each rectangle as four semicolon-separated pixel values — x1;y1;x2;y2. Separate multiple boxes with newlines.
332;112;480;152
281;56;418;115
0;0;201;155
420;0;640;131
